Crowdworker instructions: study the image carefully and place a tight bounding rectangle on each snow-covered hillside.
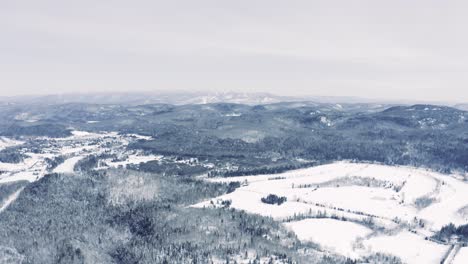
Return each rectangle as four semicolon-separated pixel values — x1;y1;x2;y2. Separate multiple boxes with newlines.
53;156;85;174
193;161;468;264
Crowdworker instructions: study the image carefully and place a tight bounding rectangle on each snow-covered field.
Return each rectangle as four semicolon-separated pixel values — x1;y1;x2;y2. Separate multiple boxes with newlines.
0;137;23;151
0;153;52;183
453;247;468;264
285;218;371;258
363;231;448;264
99;154;162;169
53;156;85;174
193;161;468;263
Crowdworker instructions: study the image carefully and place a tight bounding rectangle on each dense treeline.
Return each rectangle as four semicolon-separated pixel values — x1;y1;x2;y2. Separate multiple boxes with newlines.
45;156;66;171
74;155;99;171
0;167;401;263
0;147;26;163
0;181;28;205
1;124;71;138
0;171;301;263
433;223;468;244
132;130;468;175
129;130;468;177
209;161;320;177
0;102;466;173
261;194;287;206
136;160;208;176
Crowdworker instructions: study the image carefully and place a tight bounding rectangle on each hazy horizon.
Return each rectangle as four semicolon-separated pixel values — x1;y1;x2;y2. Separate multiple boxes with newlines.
0;90;466;107
2;1;468;103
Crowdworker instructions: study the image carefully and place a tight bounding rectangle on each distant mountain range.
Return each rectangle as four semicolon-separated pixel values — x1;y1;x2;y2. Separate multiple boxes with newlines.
0;91;465;109
0;92;285;105
455;103;468;111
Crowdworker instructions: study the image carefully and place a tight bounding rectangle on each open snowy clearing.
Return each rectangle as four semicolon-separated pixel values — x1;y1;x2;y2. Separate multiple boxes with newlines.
285;218;371;258
0;137;23;151
99;154;162;169
53;156;85;174
363;231;448;264
194;161;468;262
0;153;52;183
125;134;153;140
453;247;468;264
198;161;468;229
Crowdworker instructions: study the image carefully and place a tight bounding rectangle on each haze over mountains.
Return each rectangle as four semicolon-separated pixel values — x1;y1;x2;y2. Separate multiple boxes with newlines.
0;91;466;110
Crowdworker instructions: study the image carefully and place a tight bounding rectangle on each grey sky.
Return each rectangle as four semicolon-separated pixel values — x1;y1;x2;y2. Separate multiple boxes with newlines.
1;0;468;102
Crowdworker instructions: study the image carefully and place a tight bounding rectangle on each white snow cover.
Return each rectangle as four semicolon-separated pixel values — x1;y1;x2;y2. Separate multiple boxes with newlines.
53;130;119;141
0;137;23;151
0;170;44;183
0;188;24;213
200;161;468;230
453;247;468;264
53;156;84;173
126;134;153;140
104;154;162;168
285;218;372;258
194;161;468;261
320;116;332;126
0;153;52;183
70;130;94;137
60;145;99;155
363;231;448;264
225;113;242;117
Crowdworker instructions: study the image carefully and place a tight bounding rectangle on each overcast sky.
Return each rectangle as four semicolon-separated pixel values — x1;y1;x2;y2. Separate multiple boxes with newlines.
1;0;467;102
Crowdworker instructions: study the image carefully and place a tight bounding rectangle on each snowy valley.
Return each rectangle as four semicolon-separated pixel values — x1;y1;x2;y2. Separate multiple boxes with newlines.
0;100;467;264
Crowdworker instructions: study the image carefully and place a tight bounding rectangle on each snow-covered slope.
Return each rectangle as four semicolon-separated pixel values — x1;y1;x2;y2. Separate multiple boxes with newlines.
193;161;468;263
53;156;84;174
0;137;23;151
285;218;372;258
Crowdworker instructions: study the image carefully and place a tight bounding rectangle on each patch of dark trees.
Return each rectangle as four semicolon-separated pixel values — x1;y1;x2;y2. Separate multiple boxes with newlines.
2;124;71;138
0;148;26;163
433;223;468;244
261;194;287;206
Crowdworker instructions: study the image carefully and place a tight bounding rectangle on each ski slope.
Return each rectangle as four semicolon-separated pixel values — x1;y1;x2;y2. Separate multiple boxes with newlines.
53;156;84;174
